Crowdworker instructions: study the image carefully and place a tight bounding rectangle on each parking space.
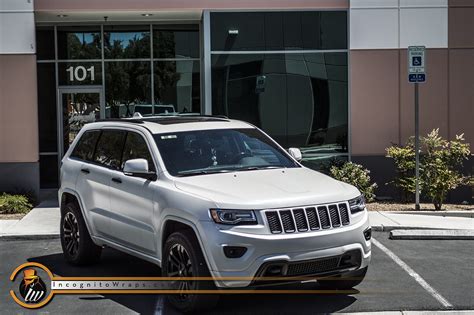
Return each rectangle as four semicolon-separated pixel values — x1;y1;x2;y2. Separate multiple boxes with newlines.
1;232;473;314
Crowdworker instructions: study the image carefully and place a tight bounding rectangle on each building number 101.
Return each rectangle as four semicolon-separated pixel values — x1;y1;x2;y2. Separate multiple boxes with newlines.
66;66;95;82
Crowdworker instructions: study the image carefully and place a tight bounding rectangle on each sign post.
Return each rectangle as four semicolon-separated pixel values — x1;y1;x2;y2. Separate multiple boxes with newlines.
408;46;426;210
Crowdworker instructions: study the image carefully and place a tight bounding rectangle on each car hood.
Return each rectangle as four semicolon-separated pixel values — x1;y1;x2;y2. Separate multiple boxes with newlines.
173;167;360;209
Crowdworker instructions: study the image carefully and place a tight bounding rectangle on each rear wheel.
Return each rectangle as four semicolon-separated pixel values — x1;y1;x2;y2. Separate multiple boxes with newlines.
317;267;368;290
162;230;219;313
60;202;102;265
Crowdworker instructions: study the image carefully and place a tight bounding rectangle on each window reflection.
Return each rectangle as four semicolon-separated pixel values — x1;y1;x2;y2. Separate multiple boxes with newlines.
153;61;200;115
210;11;347;51
57;27;101;59
105;61;151;118
212;53;348;154
104;26;150;59
153;27;199;58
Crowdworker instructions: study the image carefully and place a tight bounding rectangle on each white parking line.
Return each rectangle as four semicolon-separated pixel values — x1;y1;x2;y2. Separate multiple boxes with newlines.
371;238;453;309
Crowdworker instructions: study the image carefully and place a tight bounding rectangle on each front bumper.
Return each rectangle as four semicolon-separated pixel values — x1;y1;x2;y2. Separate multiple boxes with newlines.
197;210;371;288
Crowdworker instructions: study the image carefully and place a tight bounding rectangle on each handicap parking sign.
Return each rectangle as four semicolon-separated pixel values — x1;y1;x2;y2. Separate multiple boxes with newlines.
408;46;426;83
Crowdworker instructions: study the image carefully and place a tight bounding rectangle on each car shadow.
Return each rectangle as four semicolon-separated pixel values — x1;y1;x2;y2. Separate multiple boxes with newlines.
29;248;359;314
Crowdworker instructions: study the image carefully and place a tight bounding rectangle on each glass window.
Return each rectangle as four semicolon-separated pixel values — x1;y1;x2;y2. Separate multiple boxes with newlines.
37;63;57;152
93;130;127;169
58;62;102;85
36;27;55;60
71;130;101;161
210;11;347;51
154;128;299;176
211;53;348;153
57;26;101;59
40;155;59;188
121;132;156;172
104;26;150;59
105;61;152;118
153;26;199;58
153;60;200;115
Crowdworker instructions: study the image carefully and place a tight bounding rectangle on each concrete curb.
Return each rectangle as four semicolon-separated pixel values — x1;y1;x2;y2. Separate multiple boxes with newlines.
390;229;474;240
0;233;60;241
371;225;449;232
390;211;474;218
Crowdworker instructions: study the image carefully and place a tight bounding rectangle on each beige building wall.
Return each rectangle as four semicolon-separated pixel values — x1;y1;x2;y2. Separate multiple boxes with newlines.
0;55;39;163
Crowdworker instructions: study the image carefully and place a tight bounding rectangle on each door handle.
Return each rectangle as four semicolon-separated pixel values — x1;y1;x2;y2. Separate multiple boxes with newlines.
81;168;90;174
112;177;122;184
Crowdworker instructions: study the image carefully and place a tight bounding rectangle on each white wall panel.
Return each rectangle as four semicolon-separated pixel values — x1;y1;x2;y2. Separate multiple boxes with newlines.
0;12;36;54
0;0;33;12
350;0;398;8
350;9;399;49
399;0;447;8
400;8;448;48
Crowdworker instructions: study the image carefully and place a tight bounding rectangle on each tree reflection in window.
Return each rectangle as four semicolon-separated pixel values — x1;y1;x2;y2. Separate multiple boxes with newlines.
105;62;151;118
57;27;101;59
104;27;150;59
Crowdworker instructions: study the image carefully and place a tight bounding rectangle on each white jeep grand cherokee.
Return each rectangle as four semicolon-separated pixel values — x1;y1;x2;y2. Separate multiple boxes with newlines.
59;115;371;312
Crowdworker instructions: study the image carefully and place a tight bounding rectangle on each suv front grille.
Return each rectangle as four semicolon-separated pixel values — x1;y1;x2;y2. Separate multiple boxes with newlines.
265;203;350;234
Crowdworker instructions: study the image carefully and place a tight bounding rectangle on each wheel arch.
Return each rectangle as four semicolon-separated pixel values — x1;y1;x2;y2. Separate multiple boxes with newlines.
160;217;215;272
60;189;96;241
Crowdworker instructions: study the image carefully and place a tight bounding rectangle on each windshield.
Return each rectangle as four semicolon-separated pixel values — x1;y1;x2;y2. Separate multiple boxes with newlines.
154;128;299;176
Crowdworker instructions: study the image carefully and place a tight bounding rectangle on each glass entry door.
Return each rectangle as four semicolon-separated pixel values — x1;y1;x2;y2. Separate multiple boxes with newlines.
59;87;103;156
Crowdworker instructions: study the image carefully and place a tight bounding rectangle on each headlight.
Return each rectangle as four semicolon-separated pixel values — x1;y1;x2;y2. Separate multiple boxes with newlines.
348;195;366;214
210;209;257;225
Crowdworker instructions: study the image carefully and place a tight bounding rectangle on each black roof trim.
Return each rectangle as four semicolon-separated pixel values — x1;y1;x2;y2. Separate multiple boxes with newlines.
96;118;145;124
96;115;230;126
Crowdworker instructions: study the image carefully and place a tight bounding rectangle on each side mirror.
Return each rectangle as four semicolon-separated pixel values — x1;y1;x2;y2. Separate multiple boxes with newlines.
123;158;157;180
288;148;302;161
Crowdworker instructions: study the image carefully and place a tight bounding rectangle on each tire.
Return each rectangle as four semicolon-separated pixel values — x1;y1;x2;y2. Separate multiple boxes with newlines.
317;267;368;290
162;230;219;313
60;202;102;265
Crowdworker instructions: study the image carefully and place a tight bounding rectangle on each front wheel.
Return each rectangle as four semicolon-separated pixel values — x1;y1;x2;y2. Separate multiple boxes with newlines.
162;230;219;313
317;267;368;290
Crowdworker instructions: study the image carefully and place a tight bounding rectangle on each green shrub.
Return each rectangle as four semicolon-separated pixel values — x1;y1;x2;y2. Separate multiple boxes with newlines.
386;129;471;210
385;139;417;202
330;162;378;202
0;193;32;214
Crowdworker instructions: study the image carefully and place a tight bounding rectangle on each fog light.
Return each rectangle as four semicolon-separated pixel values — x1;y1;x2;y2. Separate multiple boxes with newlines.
266;265;283;276
364;227;372;240
223;246;247;258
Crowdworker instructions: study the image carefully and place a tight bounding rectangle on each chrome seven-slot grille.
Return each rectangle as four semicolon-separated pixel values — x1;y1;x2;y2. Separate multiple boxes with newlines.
265;203;350;234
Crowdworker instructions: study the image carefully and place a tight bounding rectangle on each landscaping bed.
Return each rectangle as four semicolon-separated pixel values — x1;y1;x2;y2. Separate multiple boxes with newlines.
0;193;33;220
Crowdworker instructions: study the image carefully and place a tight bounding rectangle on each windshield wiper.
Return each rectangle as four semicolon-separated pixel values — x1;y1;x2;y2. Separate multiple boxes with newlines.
177;169;232;177
236;165;284;172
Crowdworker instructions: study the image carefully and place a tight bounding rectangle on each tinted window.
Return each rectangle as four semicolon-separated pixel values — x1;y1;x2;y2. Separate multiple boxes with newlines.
93;130;127;169
210;11;347;51
36;27;55;60
37;63;57;152
154;128;298;176
153;26;199;58
122;132;156;172
57;26;101;59
71;130;101;161
105;61;152;118
104;26;150;59
211;53;348;152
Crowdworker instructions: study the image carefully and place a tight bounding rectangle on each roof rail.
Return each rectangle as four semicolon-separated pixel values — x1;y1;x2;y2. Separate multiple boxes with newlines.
95;114;230;124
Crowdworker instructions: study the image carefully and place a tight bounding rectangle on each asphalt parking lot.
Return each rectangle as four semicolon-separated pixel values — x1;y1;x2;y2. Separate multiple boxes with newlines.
1;231;473;314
